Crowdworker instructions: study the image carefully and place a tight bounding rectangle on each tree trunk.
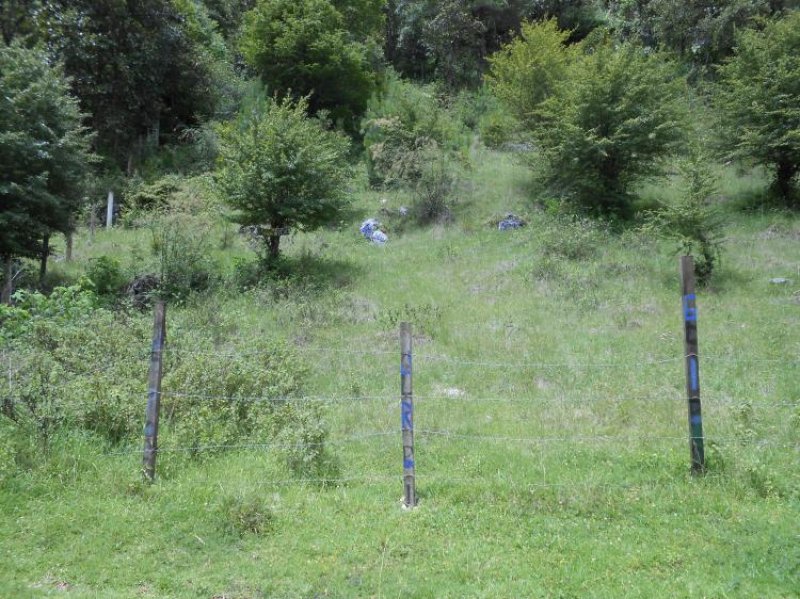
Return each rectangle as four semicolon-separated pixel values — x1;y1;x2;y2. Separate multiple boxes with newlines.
267;234;281;261
65;219;74;262
89;205;97;240
39;233;50;282
775;159;797;202
1;255;12;305
384;0;398;65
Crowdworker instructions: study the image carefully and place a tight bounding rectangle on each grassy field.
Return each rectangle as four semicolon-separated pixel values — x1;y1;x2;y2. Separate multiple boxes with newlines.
1;148;799;597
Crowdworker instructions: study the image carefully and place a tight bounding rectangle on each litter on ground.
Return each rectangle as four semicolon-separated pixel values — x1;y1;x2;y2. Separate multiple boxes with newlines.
498;213;526;231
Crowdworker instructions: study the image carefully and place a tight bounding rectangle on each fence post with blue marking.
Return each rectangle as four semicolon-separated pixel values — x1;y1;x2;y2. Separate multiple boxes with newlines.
680;257;705;474
143;301;166;482
400;322;417;507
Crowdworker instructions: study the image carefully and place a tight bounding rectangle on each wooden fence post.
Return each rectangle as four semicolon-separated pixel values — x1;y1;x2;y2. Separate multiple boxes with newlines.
680;256;705;474
143;301;166;482
106;191;114;230
400;322;417;507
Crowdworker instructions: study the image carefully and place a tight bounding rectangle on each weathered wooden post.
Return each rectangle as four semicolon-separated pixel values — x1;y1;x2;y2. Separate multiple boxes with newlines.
106;191;114;230
143;301;166;482
400;322;417;507
680;256;705;474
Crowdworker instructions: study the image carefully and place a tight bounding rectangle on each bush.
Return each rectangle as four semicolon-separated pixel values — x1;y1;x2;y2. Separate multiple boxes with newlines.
85;256;127;299
362;75;469;188
532;36;687;218
486;19;575;131
478;109;522;150
124;175;183;217
716;12;800;204
148;213;215;302
488;23;687;218
160;339;306;454
0;285;150;449
0;287;330;480
642;149;725;285
539;216;609;261
412;154;457;224
218;492;274;536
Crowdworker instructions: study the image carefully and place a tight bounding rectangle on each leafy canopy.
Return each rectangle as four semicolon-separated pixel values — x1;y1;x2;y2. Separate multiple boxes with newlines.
488;23;687;218
486;19;576;130
240;0;381;131
214;92;351;260
716;10;800;203
0;43;93;260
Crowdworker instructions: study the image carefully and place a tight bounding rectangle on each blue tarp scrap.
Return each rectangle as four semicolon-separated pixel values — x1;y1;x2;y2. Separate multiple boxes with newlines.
498;213;526;231
360;218;388;244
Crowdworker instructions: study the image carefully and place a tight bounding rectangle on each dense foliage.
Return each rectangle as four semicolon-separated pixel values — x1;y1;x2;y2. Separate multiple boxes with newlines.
716;10;800;203
240;0;382;130
31;0;231;171
0;43;93;299
485;19;575;130
489;24;687;217
215;94;352;260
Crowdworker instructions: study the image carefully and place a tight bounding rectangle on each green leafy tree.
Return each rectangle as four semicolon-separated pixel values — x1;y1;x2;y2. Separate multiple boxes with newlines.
215;93;351;261
486;19;576;129
0;0;41;45
240;0;381;131
606;0;797;75
643;146;725;284
423;0;487;89
716;11;800;204
489;25;686;217
36;0;229;169
0;44;93;302
386;0;601;84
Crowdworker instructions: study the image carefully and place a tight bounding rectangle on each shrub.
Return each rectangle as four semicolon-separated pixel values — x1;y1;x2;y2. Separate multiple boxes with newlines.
362;75;469;188
486;19;575;130
273;402;340;479
148;213;215;302
412;154;457;224
124;175;182;217
642;149;725;285
85;256;127;299
160;339;306;453
0;286;150;449
716;12;800;204
218;492;274;536
539;216;609;261
478;109;522;150
532;35;687;218
215;92;352;261
488;23;687;218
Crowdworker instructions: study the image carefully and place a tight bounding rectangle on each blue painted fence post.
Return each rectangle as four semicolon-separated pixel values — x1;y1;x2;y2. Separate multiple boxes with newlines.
681;257;705;474
143;301;166;482
400;322;417;507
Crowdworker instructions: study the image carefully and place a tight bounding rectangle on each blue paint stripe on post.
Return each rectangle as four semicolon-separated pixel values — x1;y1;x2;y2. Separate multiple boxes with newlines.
689;356;699;393
683;294;697;322
403;458;415;469
690;414;702;426
401;400;413;430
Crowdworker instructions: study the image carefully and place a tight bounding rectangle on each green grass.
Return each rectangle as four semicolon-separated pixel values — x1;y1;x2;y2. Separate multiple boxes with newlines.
1;150;799;597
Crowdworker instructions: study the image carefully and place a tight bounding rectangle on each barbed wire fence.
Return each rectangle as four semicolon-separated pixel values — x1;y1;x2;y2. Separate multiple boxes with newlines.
1;258;798;503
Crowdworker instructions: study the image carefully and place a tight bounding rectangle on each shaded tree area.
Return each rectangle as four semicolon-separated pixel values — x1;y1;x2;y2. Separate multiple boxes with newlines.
2;0;234;173
386;0;603;88
604;0;800;77
239;0;383;132
0;44;93;302
716;10;800;203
